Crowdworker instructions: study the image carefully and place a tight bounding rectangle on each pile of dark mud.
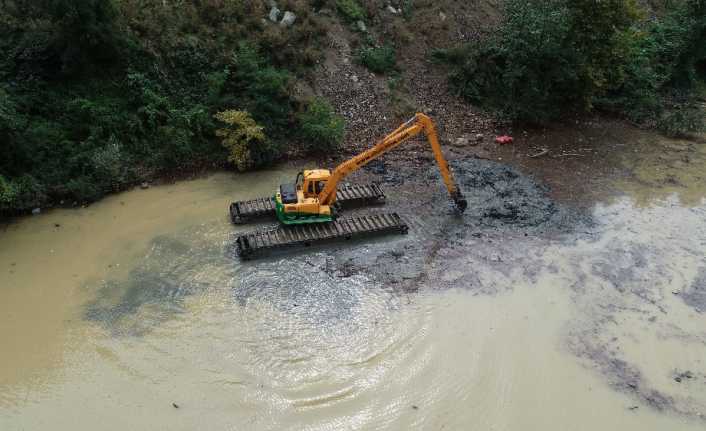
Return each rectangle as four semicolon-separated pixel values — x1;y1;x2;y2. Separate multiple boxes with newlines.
453;158;581;231
369;156;587;235
298;156;592;290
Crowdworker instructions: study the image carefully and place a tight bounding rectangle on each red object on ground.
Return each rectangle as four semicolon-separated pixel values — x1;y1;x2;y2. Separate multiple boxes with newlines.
495;135;514;145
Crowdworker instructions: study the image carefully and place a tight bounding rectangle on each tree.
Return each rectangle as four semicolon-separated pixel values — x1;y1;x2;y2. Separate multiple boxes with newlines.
214;110;269;171
438;0;642;122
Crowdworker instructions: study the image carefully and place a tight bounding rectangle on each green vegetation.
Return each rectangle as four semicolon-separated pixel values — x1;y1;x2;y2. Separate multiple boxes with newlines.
336;0;366;22
214;110;269;172
434;0;706;134
400;1;414;19
387;75;416;117
357;45;397;74
296;98;346;152
0;0;341;213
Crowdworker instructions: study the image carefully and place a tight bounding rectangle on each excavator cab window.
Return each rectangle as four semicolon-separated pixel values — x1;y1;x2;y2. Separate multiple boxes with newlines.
307;182;314;195
316;181;326;194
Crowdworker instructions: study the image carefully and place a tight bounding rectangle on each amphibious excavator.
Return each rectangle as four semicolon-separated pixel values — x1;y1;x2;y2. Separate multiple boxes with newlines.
232;113;467;259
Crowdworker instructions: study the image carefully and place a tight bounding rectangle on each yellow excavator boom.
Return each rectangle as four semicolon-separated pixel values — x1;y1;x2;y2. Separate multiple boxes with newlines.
318;113;467;211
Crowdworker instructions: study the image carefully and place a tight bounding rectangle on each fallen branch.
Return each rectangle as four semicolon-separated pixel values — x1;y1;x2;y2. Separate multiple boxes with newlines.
528;148;549;158
553;153;583;158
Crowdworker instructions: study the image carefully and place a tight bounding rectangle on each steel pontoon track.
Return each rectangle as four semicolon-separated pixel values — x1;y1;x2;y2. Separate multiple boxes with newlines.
235;213;407;260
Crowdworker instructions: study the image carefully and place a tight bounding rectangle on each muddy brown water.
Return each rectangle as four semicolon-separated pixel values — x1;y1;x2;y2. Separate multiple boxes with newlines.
1;134;706;430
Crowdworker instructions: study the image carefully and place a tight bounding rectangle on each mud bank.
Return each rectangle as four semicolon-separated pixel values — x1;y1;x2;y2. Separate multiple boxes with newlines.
285;156;589;292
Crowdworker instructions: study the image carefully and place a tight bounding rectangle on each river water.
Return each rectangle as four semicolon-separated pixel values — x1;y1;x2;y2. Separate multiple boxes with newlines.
1;134;706;430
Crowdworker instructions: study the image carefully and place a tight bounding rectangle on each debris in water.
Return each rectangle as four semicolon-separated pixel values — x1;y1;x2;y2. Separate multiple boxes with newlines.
673;370;694;383
172;403;179;409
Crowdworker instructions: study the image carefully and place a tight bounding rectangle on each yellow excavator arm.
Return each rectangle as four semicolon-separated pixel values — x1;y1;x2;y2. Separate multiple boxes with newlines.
318;113;467;212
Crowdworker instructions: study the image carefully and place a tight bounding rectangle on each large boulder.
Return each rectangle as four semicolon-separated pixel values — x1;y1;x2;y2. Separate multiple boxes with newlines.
268;7;281;23
280;11;297;27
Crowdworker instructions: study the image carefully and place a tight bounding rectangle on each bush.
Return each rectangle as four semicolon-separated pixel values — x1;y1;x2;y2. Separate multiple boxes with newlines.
229;43;294;135
656;98;706;137
6;175;46;211
435;0;640;123
357;45;397;74
0;175;16;208
297;98;345;152
603;0;706;132
215;110;273;171
336;0;366;22
436;0;705;133
42;0;123;74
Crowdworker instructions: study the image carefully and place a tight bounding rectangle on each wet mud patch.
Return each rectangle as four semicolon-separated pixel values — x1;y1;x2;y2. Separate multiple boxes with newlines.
234;255;402;328
336;156;590;293
682;268;706;313
366;156;589;236
558;201;706;421
85;225;230;336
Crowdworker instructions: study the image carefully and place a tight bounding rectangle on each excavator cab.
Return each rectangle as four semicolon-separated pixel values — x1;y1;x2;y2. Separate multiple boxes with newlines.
299;170;331;199
275;169;334;224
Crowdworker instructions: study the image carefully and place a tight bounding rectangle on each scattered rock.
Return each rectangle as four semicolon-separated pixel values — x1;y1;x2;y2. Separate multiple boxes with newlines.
280;11;296;27
350;74;359;83
387;5;400;14
268;6;281;22
356;20;367;32
439;11;447;21
140;182;150;190
475;133;484;142
673;370;694;383
31;208;41;215
454;137;469;148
